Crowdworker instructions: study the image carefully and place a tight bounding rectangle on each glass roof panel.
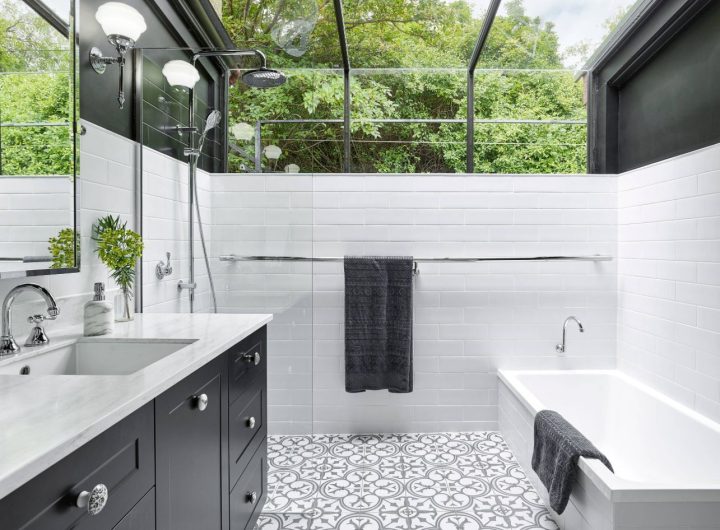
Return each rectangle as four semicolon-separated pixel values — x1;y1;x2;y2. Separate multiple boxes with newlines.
479;0;640;71
344;0;492;68
222;0;342;69
41;0;71;24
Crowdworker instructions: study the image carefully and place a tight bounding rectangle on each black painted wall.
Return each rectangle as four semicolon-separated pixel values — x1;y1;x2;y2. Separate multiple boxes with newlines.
588;0;719;173
617;1;720;172
79;0;225;170
142;52;223;172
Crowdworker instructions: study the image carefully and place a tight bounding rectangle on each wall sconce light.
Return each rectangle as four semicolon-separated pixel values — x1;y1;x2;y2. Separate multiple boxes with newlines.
231;122;255;142
90;2;147;108
162;60;200;90
263;144;282;161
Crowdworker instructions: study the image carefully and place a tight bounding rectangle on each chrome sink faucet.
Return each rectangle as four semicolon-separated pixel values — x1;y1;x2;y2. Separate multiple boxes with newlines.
556;316;584;355
1;284;59;356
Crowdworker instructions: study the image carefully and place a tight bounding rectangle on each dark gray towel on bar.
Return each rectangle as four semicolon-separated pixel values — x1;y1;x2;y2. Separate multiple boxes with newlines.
344;256;413;393
531;410;613;514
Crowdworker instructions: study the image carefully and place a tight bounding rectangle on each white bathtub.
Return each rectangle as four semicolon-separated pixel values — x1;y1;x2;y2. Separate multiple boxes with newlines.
498;370;720;530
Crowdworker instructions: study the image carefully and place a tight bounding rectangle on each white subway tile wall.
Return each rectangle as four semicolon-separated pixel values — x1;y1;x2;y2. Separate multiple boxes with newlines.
210;173;618;434
0;121;137;336
0;177;73;269
618;143;720;423
3;119;716;437
141;148;213;313
211;174;314;435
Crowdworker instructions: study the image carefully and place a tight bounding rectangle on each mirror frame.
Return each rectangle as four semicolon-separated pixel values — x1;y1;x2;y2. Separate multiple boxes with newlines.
0;0;80;279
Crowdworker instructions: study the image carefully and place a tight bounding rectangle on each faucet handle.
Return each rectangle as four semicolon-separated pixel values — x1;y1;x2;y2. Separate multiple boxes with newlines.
25;315;51;347
27;314;46;325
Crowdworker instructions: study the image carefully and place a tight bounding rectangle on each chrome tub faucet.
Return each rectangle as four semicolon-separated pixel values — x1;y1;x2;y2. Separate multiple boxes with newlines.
1;284;59;356
556;316;583;355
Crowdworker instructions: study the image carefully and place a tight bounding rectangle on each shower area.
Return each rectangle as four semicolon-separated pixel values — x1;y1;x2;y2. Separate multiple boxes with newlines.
135;0;619;439
137;45;317;435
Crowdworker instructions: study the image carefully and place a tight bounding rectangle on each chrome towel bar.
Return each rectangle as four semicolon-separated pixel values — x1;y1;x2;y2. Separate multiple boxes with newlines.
219;254;612;263
218;255;612;276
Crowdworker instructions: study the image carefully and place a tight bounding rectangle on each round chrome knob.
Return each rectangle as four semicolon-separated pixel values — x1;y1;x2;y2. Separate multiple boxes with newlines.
76;484;108;515
246;416;256;429
242;351;261;366
246;491;258;504
195;393;209;411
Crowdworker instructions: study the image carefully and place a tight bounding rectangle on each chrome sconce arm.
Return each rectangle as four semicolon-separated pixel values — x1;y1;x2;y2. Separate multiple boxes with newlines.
90;2;147;109
89;35;135;108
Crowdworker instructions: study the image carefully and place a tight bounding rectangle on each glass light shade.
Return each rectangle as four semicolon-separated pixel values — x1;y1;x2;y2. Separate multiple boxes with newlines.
231;122;255;141
162;60;200;89
263;145;282;160
95;2;147;41
284;164;300;173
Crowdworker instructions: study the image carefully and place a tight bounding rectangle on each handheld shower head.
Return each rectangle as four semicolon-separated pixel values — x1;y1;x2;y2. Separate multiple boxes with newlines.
204;110;222;134
242;67;287;88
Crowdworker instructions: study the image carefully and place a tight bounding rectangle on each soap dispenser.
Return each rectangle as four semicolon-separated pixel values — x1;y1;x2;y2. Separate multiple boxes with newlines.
84;282;114;336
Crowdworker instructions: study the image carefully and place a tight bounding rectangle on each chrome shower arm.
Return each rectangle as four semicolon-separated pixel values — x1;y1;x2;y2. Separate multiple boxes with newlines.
191;49;267;68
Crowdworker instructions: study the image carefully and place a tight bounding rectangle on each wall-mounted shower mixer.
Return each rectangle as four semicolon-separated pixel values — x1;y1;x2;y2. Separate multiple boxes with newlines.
156;252;173;279
178;280;196;291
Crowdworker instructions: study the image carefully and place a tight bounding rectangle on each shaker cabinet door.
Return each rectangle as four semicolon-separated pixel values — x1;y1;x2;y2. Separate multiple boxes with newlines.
155;358;227;530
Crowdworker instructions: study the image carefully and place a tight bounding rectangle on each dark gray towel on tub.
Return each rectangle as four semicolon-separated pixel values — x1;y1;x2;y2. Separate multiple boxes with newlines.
532;409;613;514
344;256;413;393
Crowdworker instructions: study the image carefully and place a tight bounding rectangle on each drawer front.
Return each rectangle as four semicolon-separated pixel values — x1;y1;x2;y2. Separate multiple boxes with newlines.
229;440;267;530
112;487;155;530
228;327;266;405
229;388;266;487
0;403;155;530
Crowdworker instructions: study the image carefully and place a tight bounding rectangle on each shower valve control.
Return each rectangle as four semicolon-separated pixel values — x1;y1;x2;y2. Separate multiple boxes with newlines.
156;252;173;280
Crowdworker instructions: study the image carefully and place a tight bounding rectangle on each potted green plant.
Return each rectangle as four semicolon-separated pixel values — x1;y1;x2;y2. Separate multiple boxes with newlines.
92;215;143;322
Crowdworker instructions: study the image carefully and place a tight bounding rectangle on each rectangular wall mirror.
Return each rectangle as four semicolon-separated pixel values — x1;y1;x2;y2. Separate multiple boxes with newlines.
0;0;79;278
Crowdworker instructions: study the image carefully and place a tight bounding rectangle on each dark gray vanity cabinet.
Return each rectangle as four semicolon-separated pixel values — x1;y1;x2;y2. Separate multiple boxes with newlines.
227;326;268;528
155;355;229;530
0;402;155;530
0;325;268;530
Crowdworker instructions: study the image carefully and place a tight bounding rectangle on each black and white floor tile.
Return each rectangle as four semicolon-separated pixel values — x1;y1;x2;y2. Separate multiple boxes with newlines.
254;432;558;530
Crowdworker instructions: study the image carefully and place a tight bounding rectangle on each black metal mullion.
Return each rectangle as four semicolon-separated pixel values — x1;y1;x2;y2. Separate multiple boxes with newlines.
467;0;502;173
333;0;351;172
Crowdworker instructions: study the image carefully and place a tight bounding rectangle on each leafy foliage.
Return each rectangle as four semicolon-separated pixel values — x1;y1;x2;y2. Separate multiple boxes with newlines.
48;227;78;269
0;0;72;176
92;216;144;296
222;0;589;173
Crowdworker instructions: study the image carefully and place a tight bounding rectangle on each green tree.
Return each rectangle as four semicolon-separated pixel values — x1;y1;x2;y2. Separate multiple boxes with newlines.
0;0;72;176
223;0;588;174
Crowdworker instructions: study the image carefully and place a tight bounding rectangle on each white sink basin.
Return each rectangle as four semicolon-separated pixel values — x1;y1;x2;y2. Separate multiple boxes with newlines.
0;339;197;376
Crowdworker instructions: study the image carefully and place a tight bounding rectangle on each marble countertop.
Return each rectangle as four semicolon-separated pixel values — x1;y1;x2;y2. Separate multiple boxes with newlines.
0;312;272;500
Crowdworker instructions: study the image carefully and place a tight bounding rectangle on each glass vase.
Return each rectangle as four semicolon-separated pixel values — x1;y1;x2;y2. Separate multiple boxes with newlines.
114;288;134;322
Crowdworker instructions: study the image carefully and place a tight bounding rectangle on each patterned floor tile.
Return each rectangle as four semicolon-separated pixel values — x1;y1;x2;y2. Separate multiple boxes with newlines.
263;470;318;514
255;432;558;530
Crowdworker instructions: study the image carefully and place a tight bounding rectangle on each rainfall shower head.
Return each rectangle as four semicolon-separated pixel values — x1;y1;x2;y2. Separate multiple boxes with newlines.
204;110;222;134
191;49;286;89
242;67;287;88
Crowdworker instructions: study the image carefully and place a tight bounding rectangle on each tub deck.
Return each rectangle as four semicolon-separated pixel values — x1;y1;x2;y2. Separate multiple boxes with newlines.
499;369;720;530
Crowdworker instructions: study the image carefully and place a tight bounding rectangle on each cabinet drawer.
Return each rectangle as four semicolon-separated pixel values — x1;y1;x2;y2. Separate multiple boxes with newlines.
0;403;154;530
112;487;155;530
229;388;266;487
228;327;266;405
229;441;267;530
